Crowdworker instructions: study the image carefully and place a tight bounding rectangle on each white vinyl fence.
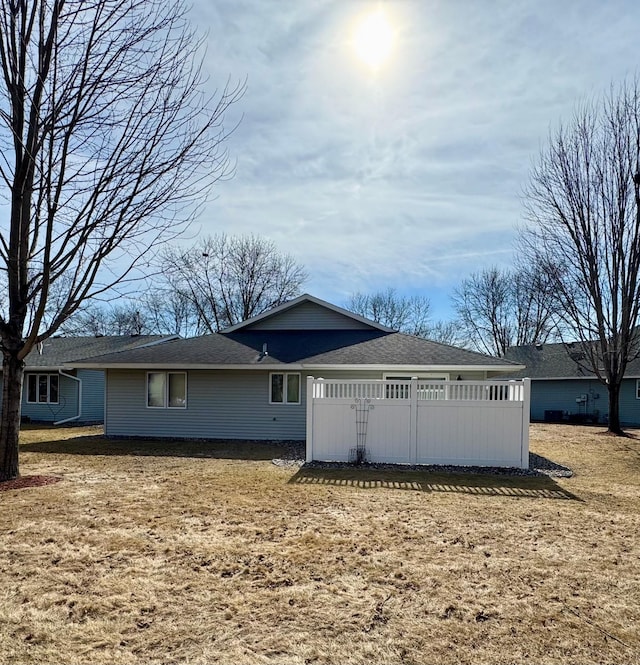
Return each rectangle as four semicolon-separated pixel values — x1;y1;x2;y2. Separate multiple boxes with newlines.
306;377;530;468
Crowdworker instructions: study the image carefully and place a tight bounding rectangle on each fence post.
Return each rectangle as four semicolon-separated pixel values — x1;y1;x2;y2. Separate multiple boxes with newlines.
306;376;314;463
520;378;531;469
410;377;418;464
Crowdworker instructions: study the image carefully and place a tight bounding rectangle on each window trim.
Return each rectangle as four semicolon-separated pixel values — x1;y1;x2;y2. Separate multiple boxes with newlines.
26;373;59;405
636;379;640;399
146;371;187;409
269;372;301;405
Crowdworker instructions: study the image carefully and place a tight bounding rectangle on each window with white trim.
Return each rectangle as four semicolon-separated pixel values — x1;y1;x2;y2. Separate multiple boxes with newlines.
270;373;301;404
147;372;187;408
636;379;640;399
26;373;59;404
383;373;449;400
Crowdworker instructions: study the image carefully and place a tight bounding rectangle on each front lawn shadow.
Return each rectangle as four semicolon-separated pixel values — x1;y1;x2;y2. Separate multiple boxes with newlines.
289;466;580;500
20;434;291;462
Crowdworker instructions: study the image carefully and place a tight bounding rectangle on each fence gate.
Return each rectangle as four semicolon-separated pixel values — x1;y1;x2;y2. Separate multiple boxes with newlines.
306;378;530;469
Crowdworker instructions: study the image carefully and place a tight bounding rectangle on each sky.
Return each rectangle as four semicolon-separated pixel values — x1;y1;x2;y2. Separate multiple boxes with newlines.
187;0;640;321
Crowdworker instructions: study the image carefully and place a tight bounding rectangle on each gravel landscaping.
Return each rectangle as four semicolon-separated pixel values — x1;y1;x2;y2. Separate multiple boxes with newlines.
273;441;573;477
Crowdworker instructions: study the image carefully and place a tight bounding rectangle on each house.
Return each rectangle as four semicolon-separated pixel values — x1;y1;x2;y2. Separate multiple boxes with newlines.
503;342;640;426
1;335;177;425
73;294;523;440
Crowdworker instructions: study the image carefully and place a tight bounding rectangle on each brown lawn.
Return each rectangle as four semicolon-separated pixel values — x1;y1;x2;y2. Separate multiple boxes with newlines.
0;423;639;664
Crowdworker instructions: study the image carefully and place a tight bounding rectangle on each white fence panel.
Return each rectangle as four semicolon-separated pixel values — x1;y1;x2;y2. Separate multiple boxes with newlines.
306;378;530;469
311;398;412;463
416;401;524;467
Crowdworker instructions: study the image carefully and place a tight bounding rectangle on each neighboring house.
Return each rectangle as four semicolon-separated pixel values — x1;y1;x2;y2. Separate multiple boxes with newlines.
73;294;523;440
0;335;177;424
504;342;640;426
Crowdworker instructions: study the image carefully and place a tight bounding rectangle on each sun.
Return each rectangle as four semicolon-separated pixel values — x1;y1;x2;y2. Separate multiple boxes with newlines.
352;8;394;71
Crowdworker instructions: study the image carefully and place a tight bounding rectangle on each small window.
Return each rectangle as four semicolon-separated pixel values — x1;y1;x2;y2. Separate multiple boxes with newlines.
271;373;284;403
38;375;48;402
287;374;300;403
26;373;59;404
49;375;59;403
147;372;166;408
636;379;640;399
270;373;301;404
147;372;186;409
168;373;186;407
27;375;37;403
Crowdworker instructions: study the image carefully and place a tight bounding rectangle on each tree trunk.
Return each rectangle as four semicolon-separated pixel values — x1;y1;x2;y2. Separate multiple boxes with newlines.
0;353;24;481
607;382;623;435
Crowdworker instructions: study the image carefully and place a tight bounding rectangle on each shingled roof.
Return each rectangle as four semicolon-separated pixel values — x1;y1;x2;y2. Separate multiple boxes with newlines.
23;335;178;369
72;329;522;371
503;341;640;379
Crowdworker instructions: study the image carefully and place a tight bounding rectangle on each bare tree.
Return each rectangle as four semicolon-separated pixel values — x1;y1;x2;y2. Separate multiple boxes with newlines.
160;234;308;332
452;266;557;356
346;288;432;336
141;290;199;338
520;80;640;434
61;303;147;336
0;1;243;480
426;319;467;347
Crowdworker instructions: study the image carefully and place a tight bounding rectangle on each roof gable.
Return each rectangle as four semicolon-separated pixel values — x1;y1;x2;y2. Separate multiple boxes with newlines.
221;294;393;333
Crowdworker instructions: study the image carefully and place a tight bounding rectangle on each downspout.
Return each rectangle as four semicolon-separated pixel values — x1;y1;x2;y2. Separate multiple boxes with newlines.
53;370;82;425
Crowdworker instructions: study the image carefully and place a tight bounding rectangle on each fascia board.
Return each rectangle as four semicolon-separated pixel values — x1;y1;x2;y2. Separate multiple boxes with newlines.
71;362;525;372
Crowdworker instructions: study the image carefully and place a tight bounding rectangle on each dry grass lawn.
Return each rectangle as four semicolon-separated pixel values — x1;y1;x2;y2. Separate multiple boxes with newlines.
1;423;639;664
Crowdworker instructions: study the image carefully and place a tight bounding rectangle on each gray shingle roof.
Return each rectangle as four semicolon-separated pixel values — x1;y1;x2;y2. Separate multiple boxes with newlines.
503;342;640;379
73;330;522;369
24;335;176;369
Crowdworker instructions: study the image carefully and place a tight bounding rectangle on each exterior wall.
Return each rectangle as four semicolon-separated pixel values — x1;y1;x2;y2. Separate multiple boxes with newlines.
619;378;640;426
104;368;496;440
0;369;105;423
244;301;373;331
21;372;79;423
530;378;640;426
78;369;106;422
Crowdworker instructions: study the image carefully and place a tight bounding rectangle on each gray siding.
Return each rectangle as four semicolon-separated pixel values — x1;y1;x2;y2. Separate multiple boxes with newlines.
105;369;492;440
245;301;374;331
619;378;640;425
21;372;78;423
530;378;640;426
0;369;105;423
78;369;105;422
106;369;312;439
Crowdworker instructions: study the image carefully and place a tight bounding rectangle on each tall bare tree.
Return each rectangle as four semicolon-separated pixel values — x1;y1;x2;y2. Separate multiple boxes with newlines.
346;288;432;337
60;302;147;336
0;0;243;480
161;234;308;332
520;81;640;434
141;290;199;338
452;266;557;356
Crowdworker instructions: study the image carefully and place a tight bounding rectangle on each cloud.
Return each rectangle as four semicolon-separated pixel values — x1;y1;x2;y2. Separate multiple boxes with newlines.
188;0;640;317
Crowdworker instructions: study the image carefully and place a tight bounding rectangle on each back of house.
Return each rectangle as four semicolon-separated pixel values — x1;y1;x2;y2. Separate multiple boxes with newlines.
0;334;176;425
73;294;522;441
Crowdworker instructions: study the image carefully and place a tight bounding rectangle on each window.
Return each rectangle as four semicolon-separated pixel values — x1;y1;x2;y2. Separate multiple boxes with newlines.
147;372;187;408
383;373;449;400
26;373;59;404
636;379;640;399
270;373;301;404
